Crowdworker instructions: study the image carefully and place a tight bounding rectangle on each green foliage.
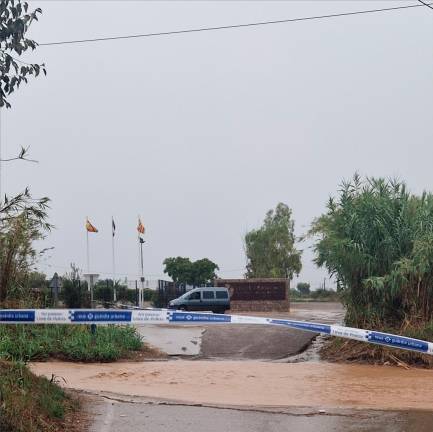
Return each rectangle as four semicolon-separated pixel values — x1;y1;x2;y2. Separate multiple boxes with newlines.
94;279;113;305
60;264;89;308
0;324;143;362
290;286;339;302
290;288;301;298
163;257;219;286
309;289;339;301
296;282;310;295
116;285;137;303
0;2;49;304
0;203;51;304
0;360;75;432
245;203;302;279
0;0;46;108
61;278;90;308
91;280;156;306
26;271;48;289
141;288;156;302
311;174;433;328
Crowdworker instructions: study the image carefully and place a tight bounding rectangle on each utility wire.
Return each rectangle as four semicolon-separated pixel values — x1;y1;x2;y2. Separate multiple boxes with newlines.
39;2;433;47
418;0;433;10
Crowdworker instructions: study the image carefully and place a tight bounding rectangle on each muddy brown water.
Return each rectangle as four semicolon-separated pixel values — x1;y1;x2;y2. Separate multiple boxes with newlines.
30;360;433;411
30;303;433;430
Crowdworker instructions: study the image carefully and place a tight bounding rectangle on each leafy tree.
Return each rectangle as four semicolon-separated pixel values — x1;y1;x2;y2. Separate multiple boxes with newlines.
163;257;192;285
0;2;48;304
190;258;219;286
296;282;310;296
0;0;46;108
163;257;219;286
310;174;433;328
244;203;302;279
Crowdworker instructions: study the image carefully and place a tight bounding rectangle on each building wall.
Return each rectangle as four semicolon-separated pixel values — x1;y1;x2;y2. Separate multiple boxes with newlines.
215;278;290;312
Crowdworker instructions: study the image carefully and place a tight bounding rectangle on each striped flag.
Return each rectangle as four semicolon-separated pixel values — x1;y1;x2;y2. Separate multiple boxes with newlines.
137;218;145;235
86;218;98;233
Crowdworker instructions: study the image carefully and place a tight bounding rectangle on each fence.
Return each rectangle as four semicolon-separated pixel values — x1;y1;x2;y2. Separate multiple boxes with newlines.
155;280;187;308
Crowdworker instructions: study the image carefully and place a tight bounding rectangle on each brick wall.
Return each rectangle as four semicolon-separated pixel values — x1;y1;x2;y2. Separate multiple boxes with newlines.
215;278;290;312
230;300;290;312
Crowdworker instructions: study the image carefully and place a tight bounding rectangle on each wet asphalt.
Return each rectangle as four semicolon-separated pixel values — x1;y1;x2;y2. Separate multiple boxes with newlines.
89;396;433;432
136;302;345;360
200;324;316;360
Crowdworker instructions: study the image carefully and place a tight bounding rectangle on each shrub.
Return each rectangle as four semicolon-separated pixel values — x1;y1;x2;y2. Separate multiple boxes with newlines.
0;360;77;432
0;324;143;362
61;279;90;308
311;175;433;328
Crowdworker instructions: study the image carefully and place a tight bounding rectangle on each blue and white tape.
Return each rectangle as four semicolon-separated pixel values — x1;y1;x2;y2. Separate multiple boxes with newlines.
0;308;432;355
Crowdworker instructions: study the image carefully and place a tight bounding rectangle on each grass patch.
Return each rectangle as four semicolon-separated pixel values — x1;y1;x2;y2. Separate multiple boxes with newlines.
0;324;144;362
0;360;79;432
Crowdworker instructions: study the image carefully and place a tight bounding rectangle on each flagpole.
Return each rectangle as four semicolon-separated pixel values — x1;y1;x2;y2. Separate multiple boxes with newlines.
140;239;144;307
137;215;145;307
86;220;90;273
112;217;116;302
140;237;144;281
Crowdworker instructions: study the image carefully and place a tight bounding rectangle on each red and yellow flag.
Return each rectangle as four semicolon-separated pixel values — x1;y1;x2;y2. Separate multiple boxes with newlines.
86;218;98;233
137;218;145;235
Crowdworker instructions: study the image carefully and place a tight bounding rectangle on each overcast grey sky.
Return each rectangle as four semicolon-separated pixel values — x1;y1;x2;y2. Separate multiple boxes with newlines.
2;1;433;287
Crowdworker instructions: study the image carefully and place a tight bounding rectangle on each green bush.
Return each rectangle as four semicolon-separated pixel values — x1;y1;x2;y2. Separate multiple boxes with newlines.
0;360;76;432
94;283;113;306
311;175;433;328
93;283;156;306
0;324;143;362
61;279;90;308
117;287;156;305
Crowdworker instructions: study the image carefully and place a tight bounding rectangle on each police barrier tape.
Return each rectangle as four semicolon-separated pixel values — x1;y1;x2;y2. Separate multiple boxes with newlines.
0;308;432;356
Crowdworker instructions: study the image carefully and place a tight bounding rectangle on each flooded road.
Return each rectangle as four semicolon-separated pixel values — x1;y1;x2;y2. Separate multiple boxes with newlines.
30;360;433;411
29;303;433;431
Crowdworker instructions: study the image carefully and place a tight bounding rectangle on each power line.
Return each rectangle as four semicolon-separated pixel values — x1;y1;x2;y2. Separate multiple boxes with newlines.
418;0;433;10
39;2;432;47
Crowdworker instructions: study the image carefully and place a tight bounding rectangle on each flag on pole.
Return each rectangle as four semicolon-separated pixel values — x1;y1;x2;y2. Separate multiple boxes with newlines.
137;218;145;235
112;217;116;237
86;218;98;233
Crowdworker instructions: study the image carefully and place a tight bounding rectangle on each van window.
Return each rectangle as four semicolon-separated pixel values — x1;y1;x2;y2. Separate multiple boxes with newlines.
216;291;228;299
202;291;215;299
188;291;201;300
